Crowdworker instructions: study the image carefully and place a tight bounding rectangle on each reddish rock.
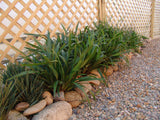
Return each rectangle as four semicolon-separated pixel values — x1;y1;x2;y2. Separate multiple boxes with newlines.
23;100;46;116
75;81;92;97
15;102;29;111
104;66;113;76
65;91;82;108
88;80;100;86
90;69;101;78
42;91;53;105
111;64;119;72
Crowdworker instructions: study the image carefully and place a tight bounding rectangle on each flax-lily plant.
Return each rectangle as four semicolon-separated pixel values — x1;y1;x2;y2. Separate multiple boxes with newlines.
2;62;43;103
93;21;126;66
11;23;104;96
0;81;18;120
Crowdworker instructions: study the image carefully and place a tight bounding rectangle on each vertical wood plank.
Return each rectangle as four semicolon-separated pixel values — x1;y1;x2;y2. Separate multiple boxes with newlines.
98;0;102;21
150;0;155;38
98;0;106;21
101;0;106;21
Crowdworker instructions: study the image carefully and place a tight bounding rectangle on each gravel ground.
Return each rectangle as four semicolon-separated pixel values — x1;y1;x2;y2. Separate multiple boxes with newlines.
69;38;160;120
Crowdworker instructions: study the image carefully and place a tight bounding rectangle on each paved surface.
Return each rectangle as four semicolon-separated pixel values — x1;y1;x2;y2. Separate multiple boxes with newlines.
70;38;160;120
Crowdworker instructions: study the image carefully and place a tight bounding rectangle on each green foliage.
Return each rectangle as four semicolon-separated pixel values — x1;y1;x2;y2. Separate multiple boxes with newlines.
15;25;102;95
0;82;18;120
122;29;143;51
14;74;44;105
1;20;146;118
8;21;144;95
2;62;25;85
0;63;44;119
93;21;126;65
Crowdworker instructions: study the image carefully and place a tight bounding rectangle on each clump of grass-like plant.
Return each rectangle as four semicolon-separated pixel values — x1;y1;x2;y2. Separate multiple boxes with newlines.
13;25;103;96
1;62;44;119
122;29;143;51
14;73;44;105
0;81;18;120
93;21;126;66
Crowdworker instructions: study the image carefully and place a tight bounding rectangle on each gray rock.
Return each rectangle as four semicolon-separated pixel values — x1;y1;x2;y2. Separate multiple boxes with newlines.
54;91;65;101
7;110;28;120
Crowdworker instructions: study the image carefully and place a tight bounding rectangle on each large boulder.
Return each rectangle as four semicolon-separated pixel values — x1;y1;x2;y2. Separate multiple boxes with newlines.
64;91;82;108
23;100;46;116
32;101;72;120
7;110;28;120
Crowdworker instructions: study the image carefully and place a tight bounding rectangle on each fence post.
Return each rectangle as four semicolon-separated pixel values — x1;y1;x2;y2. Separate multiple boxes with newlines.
150;0;155;38
98;0;106;21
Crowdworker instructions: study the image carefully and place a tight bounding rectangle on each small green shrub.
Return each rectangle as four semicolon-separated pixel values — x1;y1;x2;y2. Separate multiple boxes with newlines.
2;62;44;108
93;21;126;65
122;29;143;51
2;62;25;85
15;73;44;105
0;82;18;120
13;27;102;95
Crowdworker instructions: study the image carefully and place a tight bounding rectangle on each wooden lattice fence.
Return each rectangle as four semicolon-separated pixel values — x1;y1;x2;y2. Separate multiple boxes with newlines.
104;0;151;37
152;0;160;37
0;0;160;69
0;0;98;69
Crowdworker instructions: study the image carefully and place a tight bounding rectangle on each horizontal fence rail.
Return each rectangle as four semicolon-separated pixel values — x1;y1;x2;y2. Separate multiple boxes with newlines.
0;0;160;69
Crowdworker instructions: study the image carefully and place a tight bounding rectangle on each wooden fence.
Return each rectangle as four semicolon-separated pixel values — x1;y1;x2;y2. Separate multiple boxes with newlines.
0;0;160;69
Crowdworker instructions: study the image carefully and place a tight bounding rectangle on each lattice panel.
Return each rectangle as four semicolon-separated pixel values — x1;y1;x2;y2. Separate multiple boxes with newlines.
153;0;160;37
105;0;151;37
0;0;98;69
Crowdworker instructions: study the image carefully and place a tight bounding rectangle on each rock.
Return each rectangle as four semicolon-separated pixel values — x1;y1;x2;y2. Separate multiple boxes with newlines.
90;69;101;78
42;91;53;105
64;91;82;108
23;100;46;116
42;91;52;98
75;81;92;97
124;52;133;60
128;52;133;59
111;64;118;72
136;104;143;108
32;101;72;120
137;47;141;53
104;66;113;76
15;102;29;112
88;80;100;86
118;59;126;66
54;91;65;101
45;97;53;106
7;110;28;120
